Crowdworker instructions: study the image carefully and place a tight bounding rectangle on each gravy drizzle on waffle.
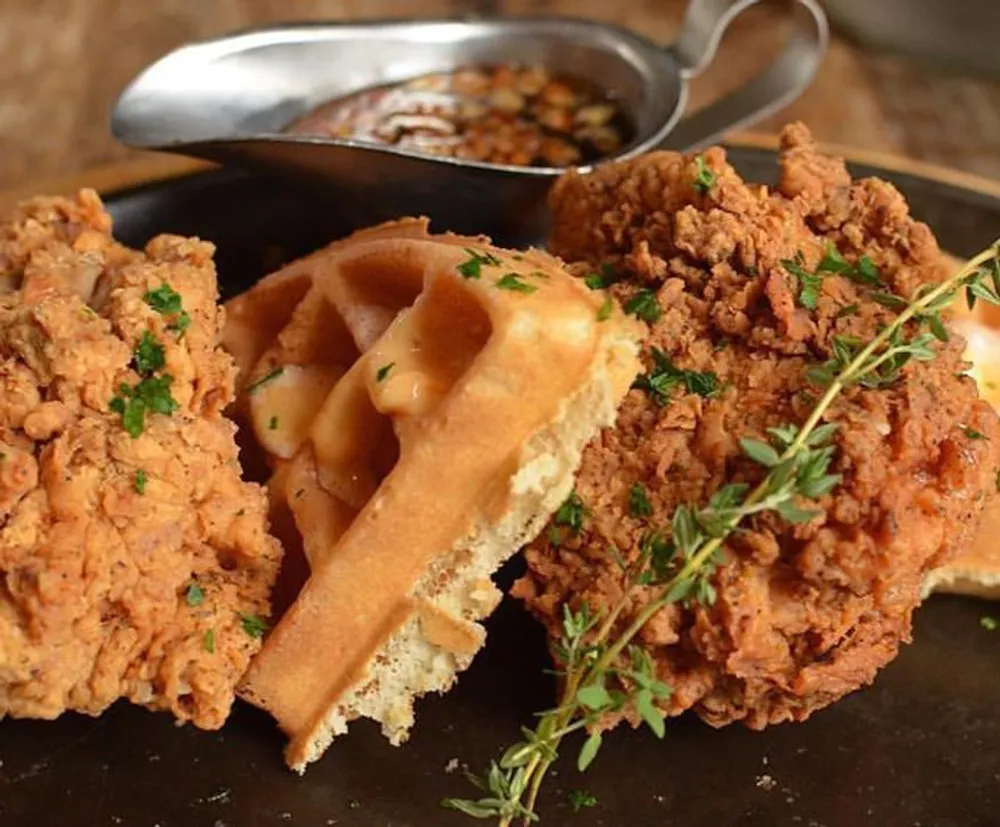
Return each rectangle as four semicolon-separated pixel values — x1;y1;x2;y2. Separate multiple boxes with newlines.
223;218;641;771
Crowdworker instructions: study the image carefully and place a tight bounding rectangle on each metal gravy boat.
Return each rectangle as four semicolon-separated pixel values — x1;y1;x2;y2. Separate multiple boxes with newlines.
112;0;827;243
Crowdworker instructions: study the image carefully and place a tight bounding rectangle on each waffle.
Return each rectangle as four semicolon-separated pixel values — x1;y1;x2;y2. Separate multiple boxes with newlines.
223;218;642;771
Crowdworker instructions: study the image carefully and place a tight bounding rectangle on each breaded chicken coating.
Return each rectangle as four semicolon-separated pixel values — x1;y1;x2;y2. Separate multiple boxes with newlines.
515;124;1000;729
0;191;281;729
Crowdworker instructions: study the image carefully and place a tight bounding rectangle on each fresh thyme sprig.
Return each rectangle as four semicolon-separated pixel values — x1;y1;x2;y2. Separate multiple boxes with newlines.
443;243;1000;825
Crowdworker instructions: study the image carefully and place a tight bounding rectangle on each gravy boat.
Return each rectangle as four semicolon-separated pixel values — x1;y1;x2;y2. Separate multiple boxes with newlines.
112;0;827;243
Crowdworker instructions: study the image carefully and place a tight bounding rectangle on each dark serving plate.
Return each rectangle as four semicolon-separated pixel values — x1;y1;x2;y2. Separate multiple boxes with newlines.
2;147;999;827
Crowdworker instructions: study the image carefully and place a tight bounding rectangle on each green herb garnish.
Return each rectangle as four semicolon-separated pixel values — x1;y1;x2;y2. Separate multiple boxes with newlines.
496;273;538;294
623;289;662;323
633;347;718;405
109;375;179;438
186;583;205;608
872;291;908;310
785;244;889;311
133;469;147;495
782;253;823;310
553;491;588;535
144;283;190;334
692;154;716;194
376;363;395;382
268;416;279;430
457;248;502;280
569;790;597;812
854;256;882;285
835;304;859;319
806;330;936;391
963;426;987;440
144;283;184;315
981;616;998;631
246;367;284;395
239;612;269;640
584;263;620;291
170;312;192;334
133;330;165;375
203;629;215;654
596;297;613;322
817;243;883;286
628;483;653;518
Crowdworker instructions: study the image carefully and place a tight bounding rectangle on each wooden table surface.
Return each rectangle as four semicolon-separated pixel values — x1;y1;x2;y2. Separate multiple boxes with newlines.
3;0;1000;190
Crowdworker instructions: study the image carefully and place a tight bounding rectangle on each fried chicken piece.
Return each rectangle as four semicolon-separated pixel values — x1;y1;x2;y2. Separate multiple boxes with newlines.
0;191;281;729
515;124;1000;729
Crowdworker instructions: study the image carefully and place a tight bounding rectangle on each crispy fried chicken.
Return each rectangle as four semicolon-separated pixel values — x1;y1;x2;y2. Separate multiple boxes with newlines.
514;124;1000;728
0;191;281;729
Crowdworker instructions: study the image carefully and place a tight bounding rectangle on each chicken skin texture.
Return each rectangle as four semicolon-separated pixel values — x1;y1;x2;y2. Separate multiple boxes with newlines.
514;124;1000;729
0;191;281;729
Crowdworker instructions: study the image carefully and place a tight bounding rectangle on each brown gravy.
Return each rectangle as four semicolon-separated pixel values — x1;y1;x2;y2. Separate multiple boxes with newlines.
285;64;634;168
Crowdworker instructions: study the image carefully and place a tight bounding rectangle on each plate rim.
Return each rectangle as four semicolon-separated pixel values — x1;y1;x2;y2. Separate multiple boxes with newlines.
2;132;999;215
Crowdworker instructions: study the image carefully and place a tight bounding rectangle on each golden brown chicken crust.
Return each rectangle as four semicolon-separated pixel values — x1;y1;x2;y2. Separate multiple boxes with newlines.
515;124;1000;729
0;191;281;729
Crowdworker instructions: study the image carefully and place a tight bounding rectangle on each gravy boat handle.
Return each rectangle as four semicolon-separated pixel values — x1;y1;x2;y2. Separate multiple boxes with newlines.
663;0;829;150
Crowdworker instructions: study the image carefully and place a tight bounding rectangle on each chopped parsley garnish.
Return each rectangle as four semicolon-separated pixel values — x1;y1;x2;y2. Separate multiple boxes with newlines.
816;243;852;275
457;248;502;280
623;289;662;323
981;616;998;631
144;283;184;315
692;154;716;194
268;416;279;430
376;362;395;382
963;426;987;440
817;243;882;285
170;312;192;334
246;366;284;395
133;468;147;495
628;483;653;518
144;283;191;333
496;273;538;294
186;583;205;608
584;263;620;291
203;629;215;653
569;790;597;812
239;612;269;639
854;256;882;285
133;330;165;375
636;530;675;585
109;375;179;438
798;273;824;310
835;303;859;319
781;253;823;310
553;491;588;535
596;297;613;322
633;347;718;405
784;245;888;311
